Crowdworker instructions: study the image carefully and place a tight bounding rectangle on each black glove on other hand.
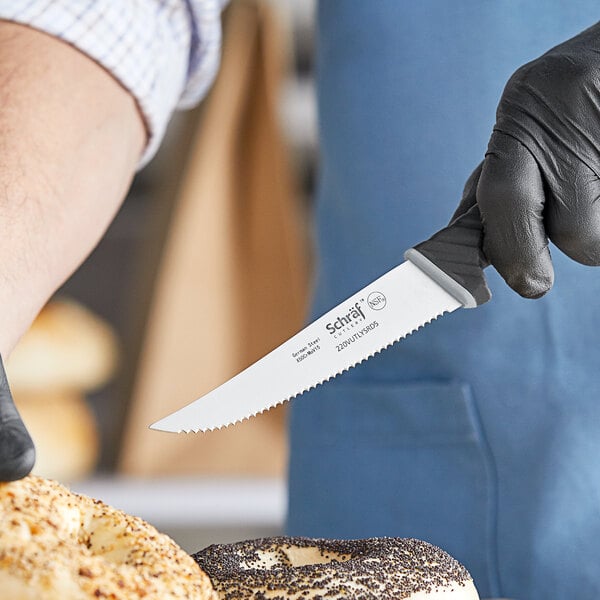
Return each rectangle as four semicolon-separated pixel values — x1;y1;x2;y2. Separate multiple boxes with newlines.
455;22;600;298
0;355;35;481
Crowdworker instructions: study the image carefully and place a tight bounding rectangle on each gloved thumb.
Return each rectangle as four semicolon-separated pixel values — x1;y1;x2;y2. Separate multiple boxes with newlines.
477;131;554;298
0;356;35;481
451;161;483;223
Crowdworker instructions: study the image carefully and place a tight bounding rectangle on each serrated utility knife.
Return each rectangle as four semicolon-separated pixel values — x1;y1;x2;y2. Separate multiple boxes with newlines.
150;205;490;433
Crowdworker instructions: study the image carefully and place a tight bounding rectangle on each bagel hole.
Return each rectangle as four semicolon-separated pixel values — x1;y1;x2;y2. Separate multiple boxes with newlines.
244;547;353;570
281;547;351;567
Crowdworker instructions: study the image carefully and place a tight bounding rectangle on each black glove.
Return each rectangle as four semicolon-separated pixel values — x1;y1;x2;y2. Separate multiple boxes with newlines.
454;22;600;298
0;355;35;481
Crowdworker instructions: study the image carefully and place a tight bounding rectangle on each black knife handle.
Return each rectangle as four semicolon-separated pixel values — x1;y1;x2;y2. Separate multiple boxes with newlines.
404;204;491;308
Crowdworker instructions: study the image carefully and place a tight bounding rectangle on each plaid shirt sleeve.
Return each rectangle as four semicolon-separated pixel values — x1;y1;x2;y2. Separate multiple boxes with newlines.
0;0;224;166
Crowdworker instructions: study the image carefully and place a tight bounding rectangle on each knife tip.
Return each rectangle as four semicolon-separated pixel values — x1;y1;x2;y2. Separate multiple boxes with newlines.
148;419;180;433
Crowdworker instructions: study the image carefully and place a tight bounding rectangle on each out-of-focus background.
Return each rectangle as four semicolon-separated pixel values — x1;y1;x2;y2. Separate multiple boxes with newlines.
5;0;317;553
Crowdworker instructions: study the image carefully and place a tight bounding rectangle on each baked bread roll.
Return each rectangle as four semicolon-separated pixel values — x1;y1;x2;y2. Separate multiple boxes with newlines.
0;476;216;600
194;536;480;599
14;390;99;481
6;298;118;393
5;298;119;481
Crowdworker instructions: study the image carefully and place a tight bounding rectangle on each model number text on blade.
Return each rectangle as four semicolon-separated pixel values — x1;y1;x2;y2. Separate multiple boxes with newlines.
335;320;379;352
292;338;321;363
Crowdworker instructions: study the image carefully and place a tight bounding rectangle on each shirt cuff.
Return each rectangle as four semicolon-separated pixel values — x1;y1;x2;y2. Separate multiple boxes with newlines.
0;0;223;168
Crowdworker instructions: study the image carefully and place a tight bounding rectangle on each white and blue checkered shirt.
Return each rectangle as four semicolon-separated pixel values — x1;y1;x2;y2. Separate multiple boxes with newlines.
0;0;224;165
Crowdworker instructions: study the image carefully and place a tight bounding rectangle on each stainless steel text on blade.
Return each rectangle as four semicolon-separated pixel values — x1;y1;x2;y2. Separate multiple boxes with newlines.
150;261;462;433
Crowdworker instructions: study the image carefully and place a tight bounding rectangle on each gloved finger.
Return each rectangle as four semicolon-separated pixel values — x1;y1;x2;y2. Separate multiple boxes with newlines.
545;165;600;266
0;357;35;481
450;161;484;223
477;131;554;298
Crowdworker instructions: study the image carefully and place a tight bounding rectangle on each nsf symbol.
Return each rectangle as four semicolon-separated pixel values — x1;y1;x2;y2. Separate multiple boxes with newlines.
367;291;386;310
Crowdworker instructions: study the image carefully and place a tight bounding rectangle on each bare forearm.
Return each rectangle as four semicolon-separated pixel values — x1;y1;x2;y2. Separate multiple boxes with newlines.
0;23;145;356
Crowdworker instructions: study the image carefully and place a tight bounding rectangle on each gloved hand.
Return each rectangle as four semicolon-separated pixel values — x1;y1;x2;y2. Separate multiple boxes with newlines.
0;355;35;481
454;22;600;298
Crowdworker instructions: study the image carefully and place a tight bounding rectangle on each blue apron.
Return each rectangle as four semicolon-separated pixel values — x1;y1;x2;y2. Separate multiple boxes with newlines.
287;3;600;598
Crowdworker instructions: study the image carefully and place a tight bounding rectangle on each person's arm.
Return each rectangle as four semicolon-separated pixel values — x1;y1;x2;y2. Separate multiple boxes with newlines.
0;1;223;481
0;22;145;356
0;22;145;480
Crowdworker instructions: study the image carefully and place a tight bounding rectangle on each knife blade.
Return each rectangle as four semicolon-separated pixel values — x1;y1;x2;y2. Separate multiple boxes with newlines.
150;205;490;433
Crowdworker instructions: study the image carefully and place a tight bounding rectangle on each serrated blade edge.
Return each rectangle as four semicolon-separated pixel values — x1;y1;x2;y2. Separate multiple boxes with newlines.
149;261;462;433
